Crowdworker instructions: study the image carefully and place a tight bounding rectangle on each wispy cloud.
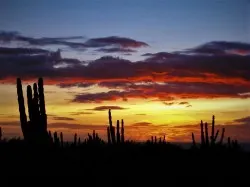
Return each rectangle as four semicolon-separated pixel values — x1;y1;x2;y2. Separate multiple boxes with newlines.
52;116;75;121
70;112;95;115
87;106;128;111
84;36;149;48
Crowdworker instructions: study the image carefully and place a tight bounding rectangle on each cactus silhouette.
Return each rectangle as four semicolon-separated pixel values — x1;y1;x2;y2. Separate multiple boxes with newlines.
200;120;205;146
108;109;116;144
191;115;237;149
210;115;215;145
121;119;125;143
16;77;48;144
116;120;120;143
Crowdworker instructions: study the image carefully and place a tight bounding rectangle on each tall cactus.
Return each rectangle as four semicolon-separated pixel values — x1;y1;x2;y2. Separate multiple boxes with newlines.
17;78;28;139
116;120;120;143
121;119;125;143
192;115;232;149
200;120;205;146
16;77;48;144
108;109;116;144
210;115;215;144
38;78;47;131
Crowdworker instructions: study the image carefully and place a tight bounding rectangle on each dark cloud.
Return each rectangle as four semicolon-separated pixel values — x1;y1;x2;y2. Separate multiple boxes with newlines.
0;31;149;52
233;116;250;124
87;106;128;111
136;114;147;116
2;48;250;86
186;105;192;108
84;36;149;48
163;102;176;106
72;82;250;103
0;31;86;49
185;41;250;56
98;81;132;89
1;40;250;102
179;102;189;105
130;122;152;127
0;47;50;55
52;117;75;121
57;82;95;88
70;112;95;115
95;47;137;53
72;91;130;103
142;52;180;62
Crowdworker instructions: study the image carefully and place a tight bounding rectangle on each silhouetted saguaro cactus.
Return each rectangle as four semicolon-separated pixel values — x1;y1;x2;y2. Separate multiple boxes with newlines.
38;78;47;132
210;115;215;145
121;119;125;143
17;78;28;139
116;120;120;143
108;109;116;144
200;120;205;146
16;77;48;144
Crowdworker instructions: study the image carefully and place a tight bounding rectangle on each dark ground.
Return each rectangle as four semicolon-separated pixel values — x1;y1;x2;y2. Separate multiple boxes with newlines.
0;141;250;186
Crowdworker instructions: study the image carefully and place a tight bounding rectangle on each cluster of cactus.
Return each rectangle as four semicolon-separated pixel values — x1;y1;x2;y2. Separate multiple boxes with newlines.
107;109;125;144
47;131;65;147
149;135;166;144
17;78;48;144
84;130;104;144
192;115;239;149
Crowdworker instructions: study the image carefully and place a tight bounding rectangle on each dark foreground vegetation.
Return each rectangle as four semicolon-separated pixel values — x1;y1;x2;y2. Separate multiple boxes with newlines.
0;78;249;185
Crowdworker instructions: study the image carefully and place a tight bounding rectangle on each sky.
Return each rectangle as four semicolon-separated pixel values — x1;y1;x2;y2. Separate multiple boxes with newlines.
0;0;250;142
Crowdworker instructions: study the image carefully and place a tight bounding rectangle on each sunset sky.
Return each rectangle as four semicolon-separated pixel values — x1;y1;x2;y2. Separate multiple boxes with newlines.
0;0;250;142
